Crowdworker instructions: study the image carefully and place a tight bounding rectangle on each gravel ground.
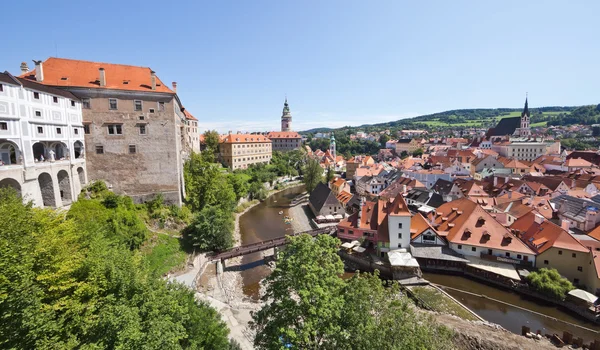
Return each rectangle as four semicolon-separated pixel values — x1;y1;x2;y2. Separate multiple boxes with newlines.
288;203;314;233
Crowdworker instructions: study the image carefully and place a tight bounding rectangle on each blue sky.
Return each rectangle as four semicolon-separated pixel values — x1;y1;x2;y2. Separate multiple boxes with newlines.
1;1;598;132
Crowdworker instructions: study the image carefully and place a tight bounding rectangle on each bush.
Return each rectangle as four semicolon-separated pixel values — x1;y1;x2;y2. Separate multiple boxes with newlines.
182;205;234;252
526;268;574;300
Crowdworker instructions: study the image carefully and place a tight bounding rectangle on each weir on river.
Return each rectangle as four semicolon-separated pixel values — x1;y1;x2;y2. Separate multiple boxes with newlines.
237;185;600;342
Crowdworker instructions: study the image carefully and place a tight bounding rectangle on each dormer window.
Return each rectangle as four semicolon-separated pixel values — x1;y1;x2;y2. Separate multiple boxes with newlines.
476;217;485;227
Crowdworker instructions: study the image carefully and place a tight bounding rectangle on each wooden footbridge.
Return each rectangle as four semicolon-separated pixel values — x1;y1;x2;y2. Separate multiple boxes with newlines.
208;227;335;262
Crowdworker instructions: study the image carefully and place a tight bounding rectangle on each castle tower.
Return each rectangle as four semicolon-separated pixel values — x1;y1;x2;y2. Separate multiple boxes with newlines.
281;98;292;132
519;95;531;137
330;133;336;160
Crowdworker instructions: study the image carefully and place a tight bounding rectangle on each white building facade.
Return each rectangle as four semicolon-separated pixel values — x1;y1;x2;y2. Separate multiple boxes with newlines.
0;71;87;208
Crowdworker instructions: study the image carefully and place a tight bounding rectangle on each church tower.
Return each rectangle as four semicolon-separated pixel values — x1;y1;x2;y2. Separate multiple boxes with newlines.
330;133;336;160
281;98;292;132
519;96;531;137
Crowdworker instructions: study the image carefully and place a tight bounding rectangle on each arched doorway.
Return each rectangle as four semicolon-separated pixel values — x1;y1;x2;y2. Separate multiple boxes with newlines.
0;178;21;197
57;170;72;205
0;140;20;165
77;167;86;185
50;142;68;161
74;141;84;159
38;172;56;207
32;142;46;161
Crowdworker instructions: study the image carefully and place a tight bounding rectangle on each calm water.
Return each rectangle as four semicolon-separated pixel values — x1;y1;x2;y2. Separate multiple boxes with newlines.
424;272;600;342
237;186;600;341
238;185;305;298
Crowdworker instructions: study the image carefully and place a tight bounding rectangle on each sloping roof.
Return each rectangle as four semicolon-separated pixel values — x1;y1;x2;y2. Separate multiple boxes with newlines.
183;109;197;121
432;178;454;197
220;133;271;143
0;71;79;100
550;194;600;224
487;117;521;137
512;212;589;254
565;158;593;168
267;131;301;139
20;57;174;93
495;201;534;219
309;183;340;213
428;198;535;255
567;151;600;166
568;289;598;304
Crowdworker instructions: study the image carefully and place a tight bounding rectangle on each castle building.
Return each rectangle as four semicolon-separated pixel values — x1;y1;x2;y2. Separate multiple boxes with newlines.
281;97;292;132
20;58;189;205
219;132;272;169
329;133;336;160
267;98;302;152
0;70;87;208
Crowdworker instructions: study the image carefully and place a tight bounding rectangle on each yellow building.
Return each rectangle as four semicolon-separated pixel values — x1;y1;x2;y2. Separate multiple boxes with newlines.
395;139;420;155
219;132;272;170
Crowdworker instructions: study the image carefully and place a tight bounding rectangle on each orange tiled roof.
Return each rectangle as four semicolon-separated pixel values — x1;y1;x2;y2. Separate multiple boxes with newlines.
183;109;197;121
220;133;271;143
20;57;174;93
565;158;594;167
429;198;535;255
411;212;438;240
512;212;589;254
336;191;354;205
266;131;301;139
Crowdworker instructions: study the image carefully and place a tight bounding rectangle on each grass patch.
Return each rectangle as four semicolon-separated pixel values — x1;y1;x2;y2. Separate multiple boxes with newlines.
410;286;478;321
142;233;187;276
531;121;547;127
235;199;259;213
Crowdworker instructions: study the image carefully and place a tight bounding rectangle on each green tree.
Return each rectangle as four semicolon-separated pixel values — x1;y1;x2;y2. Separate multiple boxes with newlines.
251;234;453;350
252;235;346;349
202;130;221;162
325;166;335;183
379;133;390;148
412;148;424;157
183;205;234;251
184;152;237;212
228;172;251;200
400;150;408;159
302;157;323;193
526;267;575;300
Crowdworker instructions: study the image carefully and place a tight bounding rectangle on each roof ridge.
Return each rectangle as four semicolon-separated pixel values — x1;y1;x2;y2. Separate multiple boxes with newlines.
46;56;153;70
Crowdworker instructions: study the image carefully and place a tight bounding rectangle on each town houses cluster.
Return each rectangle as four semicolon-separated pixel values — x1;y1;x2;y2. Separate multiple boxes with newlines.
305;99;600;296
0;58;301;208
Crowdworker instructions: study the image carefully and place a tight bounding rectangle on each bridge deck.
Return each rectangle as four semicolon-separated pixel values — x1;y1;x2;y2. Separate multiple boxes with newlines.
209;227;334;261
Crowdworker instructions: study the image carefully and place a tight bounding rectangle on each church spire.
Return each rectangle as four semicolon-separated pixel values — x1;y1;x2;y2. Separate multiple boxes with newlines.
523;93;529;118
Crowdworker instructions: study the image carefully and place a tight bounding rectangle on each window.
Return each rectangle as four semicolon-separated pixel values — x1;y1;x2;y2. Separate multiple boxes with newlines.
107;124;122;135
95;145;104;154
149;108;155;113
35;111;41;117
471;247;476;252
37;126;43;133
0;122;7;130
53;96;58;103
158;102;165;111
398;243;402;248
139;115;144;120
578;266;583;272
544;260;549;265
74;128;79;135
84;124;90;134
558;250;562;255
0;84;3;92
398;233;402;239
71;100;76;107
56;128;61;134
82;98;91;109
572;253;576;258
574;278;580;285
423;234;435;242
139;126;147;135
134;100;142;111
517;254;522;259
109;99;118;110
505;252;510;257
129;145;136;154
34;92;40;99
398;223;403;229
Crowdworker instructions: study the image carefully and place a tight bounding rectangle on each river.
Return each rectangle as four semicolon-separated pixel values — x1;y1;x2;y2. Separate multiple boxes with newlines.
238;185;600;342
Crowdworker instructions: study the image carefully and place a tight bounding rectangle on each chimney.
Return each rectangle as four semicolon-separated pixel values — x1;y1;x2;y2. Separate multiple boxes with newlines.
493;176;498;187
561;219;570;231
534;213;544;225
508;189;512;199
150;70;156;90
32;60;43;82
20;62;29;74
228;130;232;134
99;68;106;87
172;82;177;93
358;197;364;220
403;184;407;194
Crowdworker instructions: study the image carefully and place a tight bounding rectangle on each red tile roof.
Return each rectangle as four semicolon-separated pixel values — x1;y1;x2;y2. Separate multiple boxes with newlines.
220;133;271;143
20;57;174;93
266;131;301;139
183;109;197;121
512;212;589;254
428;198;535;255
